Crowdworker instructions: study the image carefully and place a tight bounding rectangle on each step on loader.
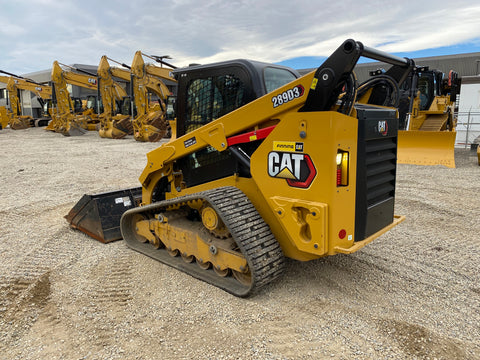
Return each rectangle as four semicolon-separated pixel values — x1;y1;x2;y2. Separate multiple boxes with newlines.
66;39;410;296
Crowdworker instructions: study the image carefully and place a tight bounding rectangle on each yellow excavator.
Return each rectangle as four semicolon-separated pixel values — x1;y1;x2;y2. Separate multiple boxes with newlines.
47;61;126;136
96;56;133;139
397;67;460;168
67;39;412;296
96;52;177;141
0;72;52;129
130;51;176;142
47;61;97;135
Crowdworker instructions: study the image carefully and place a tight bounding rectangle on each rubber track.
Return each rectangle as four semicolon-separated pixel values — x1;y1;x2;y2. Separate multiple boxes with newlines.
120;186;285;297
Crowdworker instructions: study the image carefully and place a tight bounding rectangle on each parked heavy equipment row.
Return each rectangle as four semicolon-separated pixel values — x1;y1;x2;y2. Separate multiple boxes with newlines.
66;39;410;296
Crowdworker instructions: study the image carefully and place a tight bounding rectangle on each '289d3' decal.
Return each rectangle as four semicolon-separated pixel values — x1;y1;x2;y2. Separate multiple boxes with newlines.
268;151;316;188
271;85;305;108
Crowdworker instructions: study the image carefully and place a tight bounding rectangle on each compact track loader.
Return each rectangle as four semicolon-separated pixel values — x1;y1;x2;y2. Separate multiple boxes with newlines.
67;39;410;296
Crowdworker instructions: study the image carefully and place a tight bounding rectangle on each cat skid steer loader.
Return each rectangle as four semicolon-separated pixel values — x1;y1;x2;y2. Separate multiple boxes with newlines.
66;39;411;296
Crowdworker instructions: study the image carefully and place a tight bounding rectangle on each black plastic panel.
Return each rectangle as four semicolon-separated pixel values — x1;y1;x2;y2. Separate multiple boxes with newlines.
354;105;398;241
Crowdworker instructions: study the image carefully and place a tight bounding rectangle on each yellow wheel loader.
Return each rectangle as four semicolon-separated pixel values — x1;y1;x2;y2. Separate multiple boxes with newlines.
396;68;460;168
66;39;411;296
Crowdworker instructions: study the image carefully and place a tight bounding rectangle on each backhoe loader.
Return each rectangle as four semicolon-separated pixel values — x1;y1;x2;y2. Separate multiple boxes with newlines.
397;68;460;168
66;39;411;296
0;74;52;129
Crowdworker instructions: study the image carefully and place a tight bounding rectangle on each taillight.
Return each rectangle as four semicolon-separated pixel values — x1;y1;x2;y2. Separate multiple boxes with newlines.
336;150;349;186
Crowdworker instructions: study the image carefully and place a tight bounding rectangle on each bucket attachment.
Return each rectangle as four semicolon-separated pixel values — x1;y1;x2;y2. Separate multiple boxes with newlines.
61;117;89;136
10;116;33;130
397;130;456;168
65;187;142;243
98;121;127;139
98;116;132;139
62;123;88;136
113;115;133;135
133;111;168;142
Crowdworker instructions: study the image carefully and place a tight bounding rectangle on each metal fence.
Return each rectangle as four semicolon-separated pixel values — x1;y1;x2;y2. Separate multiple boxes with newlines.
456;109;480;148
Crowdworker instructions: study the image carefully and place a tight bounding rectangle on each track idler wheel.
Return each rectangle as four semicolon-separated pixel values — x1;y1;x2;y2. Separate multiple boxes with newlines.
201;206;231;238
130;214;149;243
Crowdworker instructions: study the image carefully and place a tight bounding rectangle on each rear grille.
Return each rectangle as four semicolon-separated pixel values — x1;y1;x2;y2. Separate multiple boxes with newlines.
365;138;397;206
354;106;398;241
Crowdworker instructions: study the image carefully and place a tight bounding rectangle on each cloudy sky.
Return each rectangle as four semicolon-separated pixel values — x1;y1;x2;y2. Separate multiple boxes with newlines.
1;0;480;76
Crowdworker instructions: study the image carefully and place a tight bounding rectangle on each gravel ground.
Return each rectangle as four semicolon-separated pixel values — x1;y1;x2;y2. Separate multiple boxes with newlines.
0;126;479;360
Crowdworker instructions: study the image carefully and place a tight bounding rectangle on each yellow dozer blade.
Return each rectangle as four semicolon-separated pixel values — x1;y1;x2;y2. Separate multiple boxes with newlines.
397;130;456;168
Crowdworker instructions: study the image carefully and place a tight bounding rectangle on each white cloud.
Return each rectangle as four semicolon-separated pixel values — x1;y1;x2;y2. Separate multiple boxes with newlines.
1;0;480;75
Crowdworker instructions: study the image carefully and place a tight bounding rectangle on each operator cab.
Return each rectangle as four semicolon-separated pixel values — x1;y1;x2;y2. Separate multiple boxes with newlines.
416;70;443;111
171;60;300;188
172;59;299;138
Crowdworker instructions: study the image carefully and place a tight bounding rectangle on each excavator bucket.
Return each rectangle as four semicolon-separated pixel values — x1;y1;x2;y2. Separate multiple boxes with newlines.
10;116;33;130
113;114;133;134
134;112;168;142
65;187;142;243
99;115;133;139
99;121;127;139
62;123;88;136
61;116;89;136
397;130;456;168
